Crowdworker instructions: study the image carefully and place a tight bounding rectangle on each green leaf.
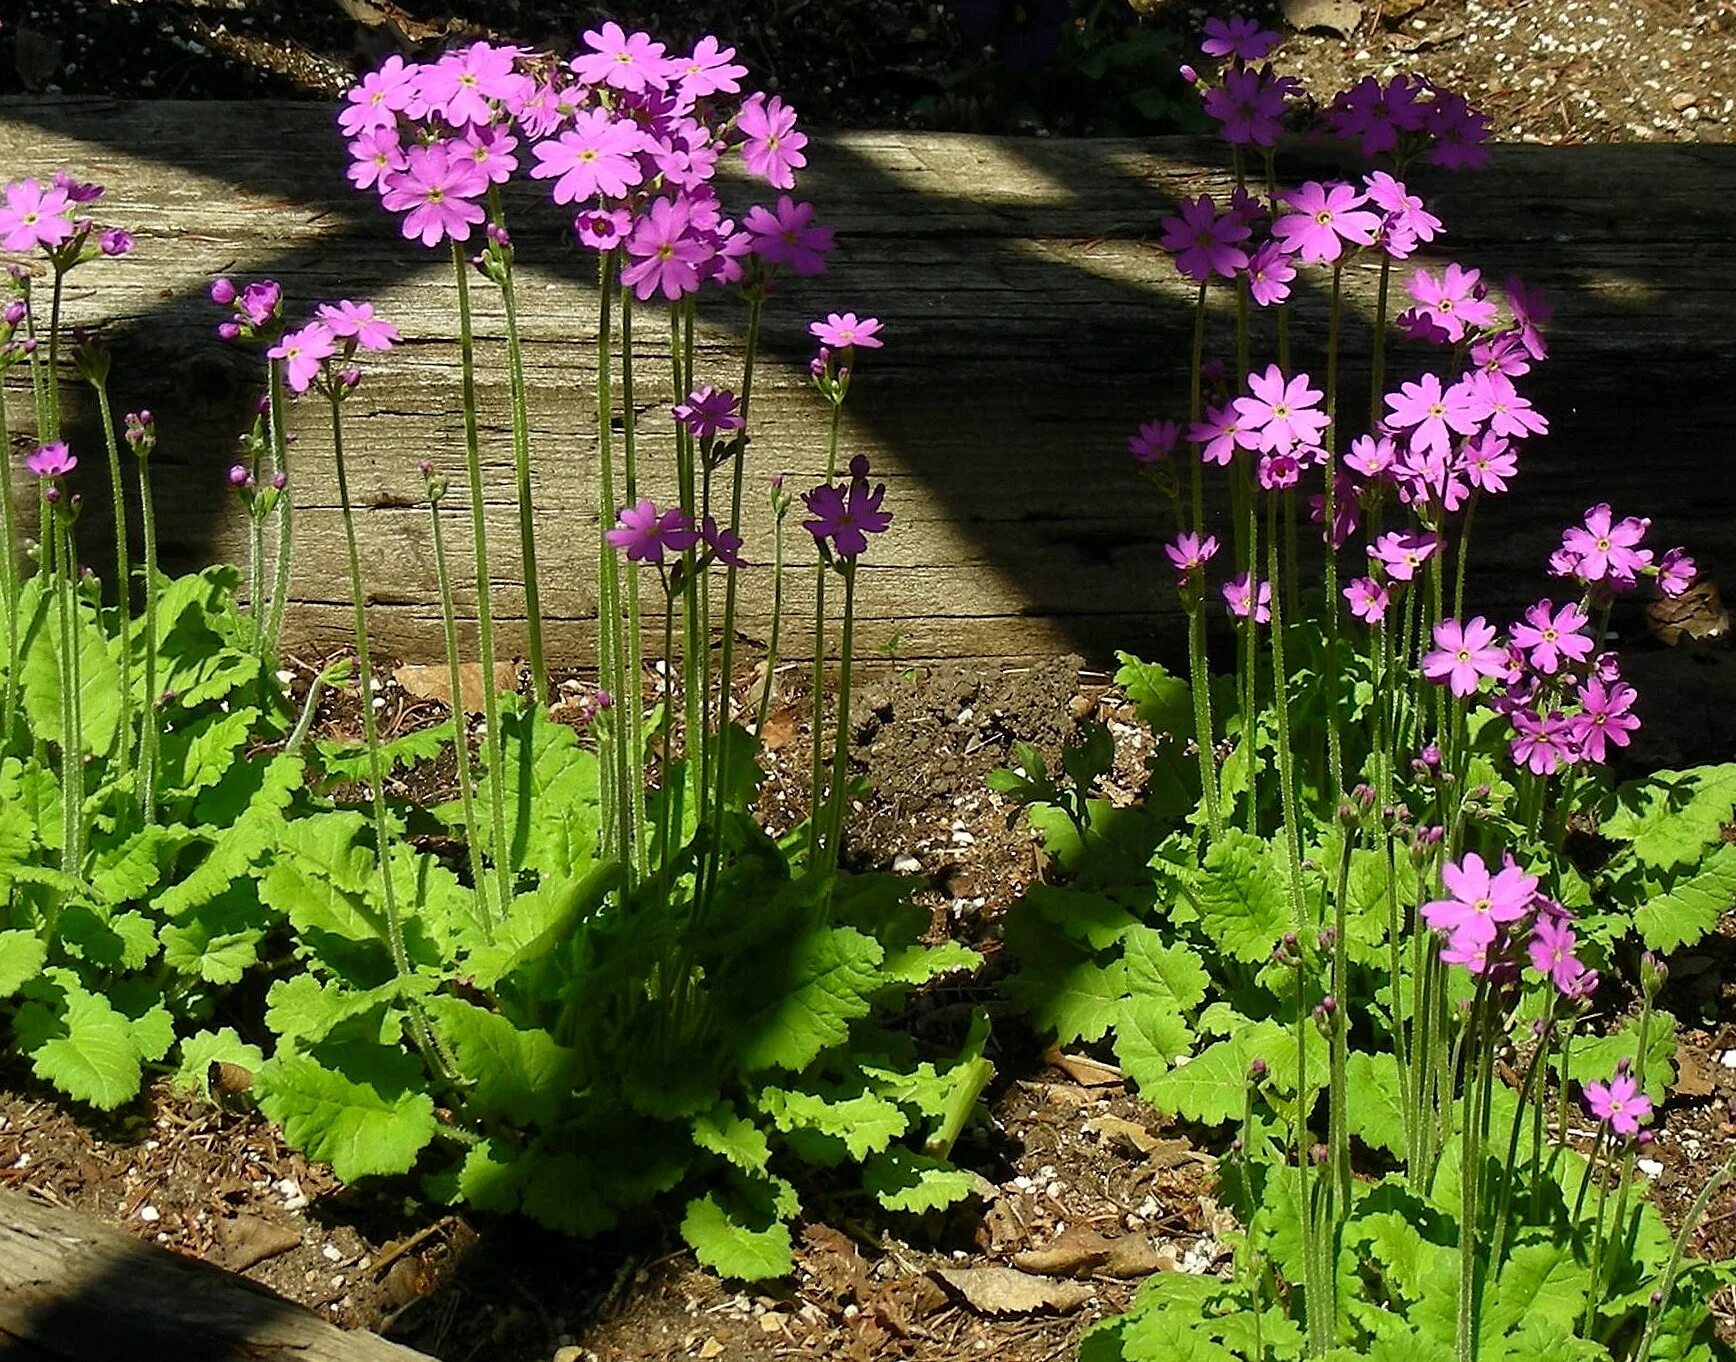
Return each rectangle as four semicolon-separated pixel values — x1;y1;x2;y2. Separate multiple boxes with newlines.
159;889;267;986
1005;955;1126;1045
26;987;143;1109
425;996;576;1127
89;824;196;905
1113;994;1195;1088
1346;1050;1408;1158
155;754;305;916
1192;828;1288;963
160;707;260;801
1555;1013;1677;1104
1141;1023;1283;1126
264;973;432;1046
18;578;123;760
1121;926;1209;1010
734;925;885;1073
862;1149;982;1213
0;930;47;997
259;812;386;944
254;1053;437;1181
680;1187;794;1281
315;723;454;783
1605;765;1736;871
1484;1241;1590;1346
462;865;618;989
758;1086;908;1160
172;1027;265;1101
470;708;602;879
1020;884;1140;950
1114;652;1192;737
1635;842;1736;954
692;1103;773;1175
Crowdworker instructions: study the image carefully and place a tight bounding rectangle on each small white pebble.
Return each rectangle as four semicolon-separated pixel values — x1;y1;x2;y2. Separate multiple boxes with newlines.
891;854;921;874
321;1243;344;1263
1719;1050;1736;1070
138;1205;161;1223
1638;1158;1665;1178
275;669;295;686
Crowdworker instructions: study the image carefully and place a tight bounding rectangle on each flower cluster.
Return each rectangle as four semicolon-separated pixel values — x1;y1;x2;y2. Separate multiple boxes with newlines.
340;30;832;300
1422;851;1596;995
0;170;134;263
605;499;742;567
804;454;893;561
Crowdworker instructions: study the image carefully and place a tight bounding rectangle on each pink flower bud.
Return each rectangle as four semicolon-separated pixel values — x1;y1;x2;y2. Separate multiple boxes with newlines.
216;321;241;342
210;277;237;306
228;464;250;487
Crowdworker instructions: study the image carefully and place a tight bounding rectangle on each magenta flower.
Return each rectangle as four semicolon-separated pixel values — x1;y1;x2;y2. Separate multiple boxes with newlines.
1583;1074;1650;1138
315;300;399;352
25;441;76;479
1423;616;1507;697
1472;331;1533;379
1129;419;1180;465
1164;531;1219;580
0;178;74;253
1201;67;1293;149
1245;240;1295;307
1234;364;1328;454
421;42;530;127
1363;175;1441;262
348;128;407;193
1571;677;1640;762
621;196;713;301
1422;851;1539;952
606;499;699;564
1510;600;1592;676
575;207;632;252
1200;16;1280;61
1510;708;1578;777
1559;504;1653;586
673;36;749;101
1271;181;1381;265
742;197;832;276
809;312;884;351
1460;433;1518;495
380;143;488;248
1656;547;1696;598
99;228;134;257
737;93;808;191
1506;277;1552;362
1426;90;1493;170
1344;576;1391;624
1223;573;1272;624
460;125;519;185
672;386;744;440
1328;76;1428;157
1308;473;1360;547
1344;433;1396;481
338;54;419;138
571;23;672;94
1158;195;1250;282
268;321;337;394
530;111;646;204
700;514;746;568
1187;403;1257;467
52;170;103;205
803;471;893;559
1406;264;1498;343
1458;371;1547;441
1257;451;1301;490
1384;371;1482;459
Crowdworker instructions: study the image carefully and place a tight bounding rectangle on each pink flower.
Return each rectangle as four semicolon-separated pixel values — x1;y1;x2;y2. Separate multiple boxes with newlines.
700;514;746;568
1164;531;1219;580
99;228;134;257
1245;240;1295;307
621;196;713;301
1223;573;1271;624
1423;616;1507;697
338;54;419;138
1327;75;1428;157
1368;530;1439;583
1559;504;1653;586
1509;708;1578;776
1571;677;1640;763
673;36;749;102
1406;263;1498;343
1427;91;1493;170
1344;576;1390;624
1583;1074;1650;1138
737;93;808;191
420;42;530;127
743;197;832;276
672;386;744;440
1271;181;1381;266
1200;16;1280;61
1129;419;1180;465
1202;67;1293;148
1506;277;1552;361
1423;851;1539;952
268;321;337;394
1472;331;1533;378
530;111;646;204
380;143;488;248
1460;432;1518;494
0;178;74;253
1656;547;1697;598
606;499;699;563
1363;172;1441;259
1457;370;1548;440
809;312;883;351
24;441;76;479
1510;600;1592;676
460;125;519;186
1528;914;1588;993
1187;402;1257;467
1384;371;1482;459
1158;195;1250;283
1234;364;1328;454
803;468;893;559
1257;451;1301;490
1345;434;1397;481
575;207;632;251
348;128;407;193
570;23;672;94
315;300;399;352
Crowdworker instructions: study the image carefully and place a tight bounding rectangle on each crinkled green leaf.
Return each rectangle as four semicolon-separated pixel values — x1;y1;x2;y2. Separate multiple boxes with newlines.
172;1027;265;1101
1634;842;1736;954
18;578;123;760
1121;926;1209;1010
25;987;143;1109
863;1149;982;1213
264;973;433;1046
1191;828;1289;963
1554;1013;1676;1104
1114;994;1195;1088
254;1053;437;1181
259;811;385;943
160;707;260;802
425;995;576;1127
692;1103;773;1175
758;1086;908;1160
1140;1022;1284;1126
159;888;268;986
315;722;454;783
680;1186;794;1281
1605;765;1736;871
0;930;47;997
1005;954;1126;1045
734;925;884;1073
1346;1050;1408;1158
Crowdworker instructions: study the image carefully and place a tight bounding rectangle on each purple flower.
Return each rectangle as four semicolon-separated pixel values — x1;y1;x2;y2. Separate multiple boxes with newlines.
380;143;489;248
621;196;713;301
237;280;282;329
672;36;749;102
1344;576;1390;624
1426;90;1493;170
1234;365;1328;454
737;93;808;191
1423;616;1508;697
1245;240;1295;307
1559;504;1653;586
1328;76;1428;157
0;178;74;253
1656;547;1696;598
53;170;104;205
1406;263;1498;343
460;125;520;186
1510;708;1578;777
700;514;746;567
1459;370;1547;441
1506;277;1552;361
1158;195;1251;283
575;207;633;252
1510;600;1592;675
803;475;893;560
1460;432;1518;494
348;128;407;193
1472;331;1533;379
1187;402;1257;467
530;111;647;204
1223;573;1271;624
1583;1074;1650;1138
1363;172;1442;260
606;499;700;564
1271;181;1382;265
1164;531;1219;580
1423;852;1539;954
1345;433;1397;481
571;23;673;94
1200;16;1280;61
1384;372;1482;460
24;441;76;479
1129;419;1180;465
672;386;744;440
338;53;419;138
315;300;399;352
1571;676;1640;762
809;312;884;351
267;321;337;394
1202;66;1294;148
99;228;134;257
742;197;832;276
421;42;531;127
1257;451;1301;490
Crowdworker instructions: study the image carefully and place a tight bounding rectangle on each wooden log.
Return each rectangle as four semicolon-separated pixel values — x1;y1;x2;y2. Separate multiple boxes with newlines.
0;1186;431;1361
0;99;1732;665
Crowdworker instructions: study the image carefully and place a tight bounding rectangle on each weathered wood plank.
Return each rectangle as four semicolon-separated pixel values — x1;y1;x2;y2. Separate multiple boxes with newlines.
0;1187;431;1361
0;99;1732;665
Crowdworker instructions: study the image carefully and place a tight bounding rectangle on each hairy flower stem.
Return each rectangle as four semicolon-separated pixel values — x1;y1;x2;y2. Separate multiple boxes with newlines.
453;244;515;916
329;393;440;1069
495;248;548;707
618;294;647;883
262;360;294;662
1265;498;1307;927
806;402;844;863
135;442;160;825
427;492;496;933
1490;1000;1556;1266
1457;987;1492;1362
0;379;20;747
45;270;64;438
1452;492;1479;622
53;511;82;880
1320;263;1345;800
1185;282;1223;840
820;561;858;871
1293;965;1326;1358
754;504;787;743
669;307;704;841
89;382;135;790
1327;833;1353;1214
1370;257;1393;427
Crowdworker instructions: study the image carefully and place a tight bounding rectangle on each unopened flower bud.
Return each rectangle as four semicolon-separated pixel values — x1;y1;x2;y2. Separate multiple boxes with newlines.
216;321;241;342
271;472;288;491
1636;1128;1655;1147
1337;800;1358;826
1230;1136;1244;1154
228;464;250;487
210;277;237;306
1616;1057;1632;1076
1651;1289;1665;1307
99;228;134;257
770;473;785;490
1353;783;1377;809
1199;358;1225;385
2;301;23;326
1311;1143;1329;1165
1249;1058;1267;1080
340;365;363;389
43;484;60;504
1640;951;1667;1001
594;689;613;710
1179;63;1199;84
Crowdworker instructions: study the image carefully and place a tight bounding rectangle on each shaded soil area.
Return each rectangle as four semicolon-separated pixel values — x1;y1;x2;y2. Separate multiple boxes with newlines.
2;623;1735;1361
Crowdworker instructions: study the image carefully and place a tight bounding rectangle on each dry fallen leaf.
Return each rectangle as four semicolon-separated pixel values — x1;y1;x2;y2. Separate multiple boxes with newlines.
216;1214;302;1272
1281;0;1364;38
932;1265;1095;1315
1042;1045;1123;1087
394;661;517;714
1013;1225;1113;1278
1675;1041;1719;1099
759;705;802;751
1106;1237;1178;1279
1646;577;1730;645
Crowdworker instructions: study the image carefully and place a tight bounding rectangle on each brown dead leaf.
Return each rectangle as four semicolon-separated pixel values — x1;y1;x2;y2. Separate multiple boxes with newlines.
933;1264;1095;1315
1281;0;1364;38
697;1339;725;1360
1012;1226;1113;1278
394;661;516;714
1675;1042;1719;1099
759;705;802;751
1105;1237;1178;1279
216;1214;301;1272
976;1197;1029;1256
1042;1045;1123;1087
1647;577;1730;645
1085;1113;1163;1155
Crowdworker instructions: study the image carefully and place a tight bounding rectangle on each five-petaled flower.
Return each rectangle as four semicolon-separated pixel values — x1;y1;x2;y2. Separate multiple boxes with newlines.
1584;1073;1651;1138
1422;616;1508;696
606;499;700;564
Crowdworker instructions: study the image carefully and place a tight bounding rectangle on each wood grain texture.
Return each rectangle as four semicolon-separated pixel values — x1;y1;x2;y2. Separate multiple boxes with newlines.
1;99;1732;665
0;1187;431;1361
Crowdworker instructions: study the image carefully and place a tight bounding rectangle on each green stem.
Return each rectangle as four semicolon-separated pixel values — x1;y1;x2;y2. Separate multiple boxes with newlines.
1321;264;1345;802
754;506;786;743
135;446;160;826
1633;1157;1736;1362
1266;496;1307;928
494;244;547;707
619;289;646;883
45;270;64;438
262;361;294;660
0;377;20;748
821;562;857;872
807;403;844;861
90;382;135;792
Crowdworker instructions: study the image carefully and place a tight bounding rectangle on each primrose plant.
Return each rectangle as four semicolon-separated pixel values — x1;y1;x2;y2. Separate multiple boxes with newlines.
0;27;989;1277
995;17;1736;1362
